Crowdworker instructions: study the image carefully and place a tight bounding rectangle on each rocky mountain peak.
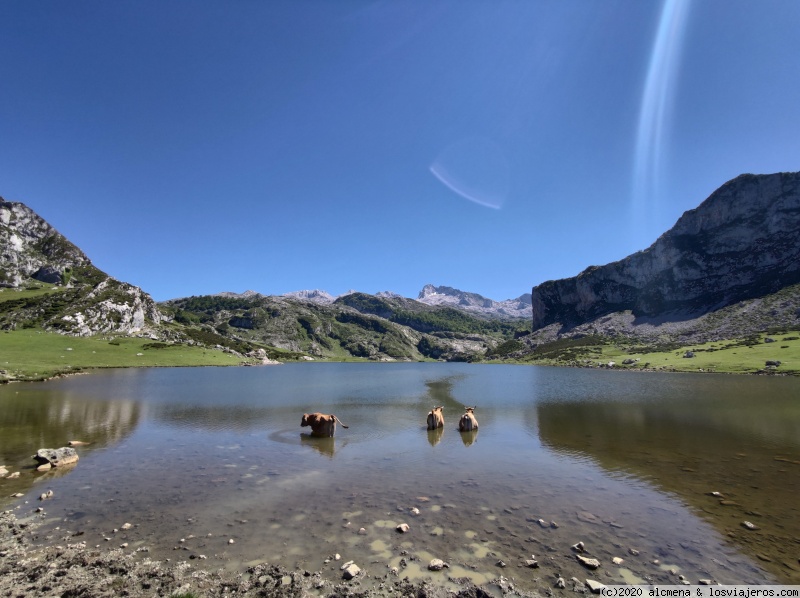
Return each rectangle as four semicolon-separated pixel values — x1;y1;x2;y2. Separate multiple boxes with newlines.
282;289;337;304
417;284;530;319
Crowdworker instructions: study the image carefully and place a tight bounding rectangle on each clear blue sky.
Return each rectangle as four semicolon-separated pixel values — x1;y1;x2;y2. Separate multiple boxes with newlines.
2;1;799;302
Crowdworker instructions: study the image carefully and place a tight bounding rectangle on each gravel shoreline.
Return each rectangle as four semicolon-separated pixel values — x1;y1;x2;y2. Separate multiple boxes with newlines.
0;510;543;598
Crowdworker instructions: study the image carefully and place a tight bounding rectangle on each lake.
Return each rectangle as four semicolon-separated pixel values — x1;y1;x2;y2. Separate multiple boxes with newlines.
1;363;798;591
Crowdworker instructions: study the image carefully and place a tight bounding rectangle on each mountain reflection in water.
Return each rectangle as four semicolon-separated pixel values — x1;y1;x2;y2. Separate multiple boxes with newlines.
537;385;800;583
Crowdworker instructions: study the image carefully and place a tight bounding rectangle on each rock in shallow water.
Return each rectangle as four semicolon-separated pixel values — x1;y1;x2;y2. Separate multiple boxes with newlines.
33;447;79;467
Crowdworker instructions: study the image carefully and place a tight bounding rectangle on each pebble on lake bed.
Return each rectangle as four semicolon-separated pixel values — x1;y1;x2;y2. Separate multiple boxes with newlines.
396;523;410;533
741;521;759;530
428;559;447;571
577;555;601;570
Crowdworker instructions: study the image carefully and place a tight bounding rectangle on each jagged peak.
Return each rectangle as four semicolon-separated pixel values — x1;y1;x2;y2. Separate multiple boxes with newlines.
282;289;337;304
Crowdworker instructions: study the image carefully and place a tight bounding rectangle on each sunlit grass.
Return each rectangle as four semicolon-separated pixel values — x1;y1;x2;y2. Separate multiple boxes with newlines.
0;284;63;303
598;331;800;375
0;328;244;381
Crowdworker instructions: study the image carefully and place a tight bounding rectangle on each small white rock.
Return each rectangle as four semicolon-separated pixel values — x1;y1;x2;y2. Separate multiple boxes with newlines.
428;559;446;571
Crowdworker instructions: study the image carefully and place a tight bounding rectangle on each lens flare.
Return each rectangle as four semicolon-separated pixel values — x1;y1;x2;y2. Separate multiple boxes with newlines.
430;137;510;210
632;0;691;237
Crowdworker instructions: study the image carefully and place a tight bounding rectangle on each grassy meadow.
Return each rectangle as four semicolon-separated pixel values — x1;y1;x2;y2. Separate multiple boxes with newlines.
0;328;246;382
520;331;800;375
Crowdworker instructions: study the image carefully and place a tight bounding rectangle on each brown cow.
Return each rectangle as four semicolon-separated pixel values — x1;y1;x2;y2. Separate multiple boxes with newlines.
458;406;478;432
426;406;444;430
301;412;349;437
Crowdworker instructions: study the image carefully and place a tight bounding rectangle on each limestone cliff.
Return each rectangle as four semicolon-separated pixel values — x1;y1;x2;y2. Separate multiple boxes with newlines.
531;172;800;332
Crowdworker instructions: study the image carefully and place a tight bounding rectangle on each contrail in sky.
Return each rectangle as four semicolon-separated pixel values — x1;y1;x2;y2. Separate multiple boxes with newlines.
632;0;691;238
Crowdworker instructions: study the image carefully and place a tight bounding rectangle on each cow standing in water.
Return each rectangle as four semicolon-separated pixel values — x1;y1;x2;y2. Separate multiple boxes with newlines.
458;406;478;432
301;412;349;437
427;406;444;430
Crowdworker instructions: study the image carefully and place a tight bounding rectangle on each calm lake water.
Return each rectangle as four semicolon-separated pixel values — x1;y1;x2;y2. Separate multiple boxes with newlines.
1;363;799;591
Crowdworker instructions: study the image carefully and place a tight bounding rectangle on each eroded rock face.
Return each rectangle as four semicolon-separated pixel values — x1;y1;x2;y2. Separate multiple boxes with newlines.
531;172;800;331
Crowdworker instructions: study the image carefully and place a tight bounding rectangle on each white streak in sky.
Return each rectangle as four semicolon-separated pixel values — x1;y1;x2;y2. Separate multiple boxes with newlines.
633;0;691;231
430;137;510;210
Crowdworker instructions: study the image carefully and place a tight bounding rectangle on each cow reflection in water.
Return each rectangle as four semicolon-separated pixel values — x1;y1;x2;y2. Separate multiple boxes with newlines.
427;426;444;447
460;429;478;447
300;434;338;458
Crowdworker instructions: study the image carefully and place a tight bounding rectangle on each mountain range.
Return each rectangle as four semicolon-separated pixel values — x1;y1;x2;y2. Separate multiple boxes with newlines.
2;170;799;363
214;285;532;319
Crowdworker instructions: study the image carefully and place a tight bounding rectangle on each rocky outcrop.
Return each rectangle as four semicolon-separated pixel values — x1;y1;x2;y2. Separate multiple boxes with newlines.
1;198;91;287
56;278;162;336
0;196;161;335
531;172;800;332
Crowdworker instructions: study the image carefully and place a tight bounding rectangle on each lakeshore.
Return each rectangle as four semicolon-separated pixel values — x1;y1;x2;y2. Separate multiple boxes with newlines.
0;509;520;597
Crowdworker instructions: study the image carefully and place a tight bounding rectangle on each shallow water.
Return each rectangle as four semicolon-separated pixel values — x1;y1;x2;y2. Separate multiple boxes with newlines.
1;363;799;590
